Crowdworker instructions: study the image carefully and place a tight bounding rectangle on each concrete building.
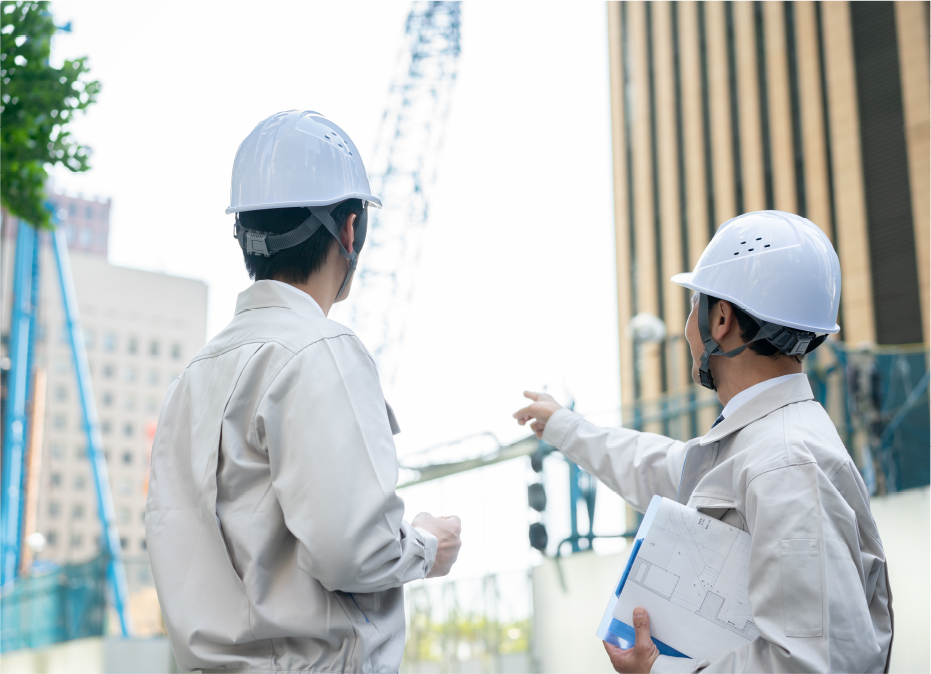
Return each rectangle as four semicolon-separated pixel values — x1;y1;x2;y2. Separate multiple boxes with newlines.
1;191;207;633
605;1;929;415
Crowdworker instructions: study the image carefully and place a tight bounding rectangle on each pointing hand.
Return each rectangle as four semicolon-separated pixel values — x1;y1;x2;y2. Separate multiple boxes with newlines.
512;391;562;439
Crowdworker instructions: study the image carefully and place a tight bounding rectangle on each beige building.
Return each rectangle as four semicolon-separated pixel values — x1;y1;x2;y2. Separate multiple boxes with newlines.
2;192;207;632
606;1;929;420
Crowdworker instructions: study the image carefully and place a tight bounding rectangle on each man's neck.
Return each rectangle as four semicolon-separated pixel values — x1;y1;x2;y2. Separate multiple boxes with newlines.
272;258;346;317
713;355;803;407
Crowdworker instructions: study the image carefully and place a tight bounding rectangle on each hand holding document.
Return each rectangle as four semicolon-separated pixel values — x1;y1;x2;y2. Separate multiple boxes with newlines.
597;496;757;662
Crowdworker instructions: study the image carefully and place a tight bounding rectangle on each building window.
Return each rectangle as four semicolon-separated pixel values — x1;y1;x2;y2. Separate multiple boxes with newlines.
171;343;183;360
127;336;139;355
103;332;117;352
83;328;96;349
118;477;133;496
123;422;134;438
146;397;159;414
79;228;93;247
102;391;114;407
123;394;135;411
48;501;61;518
54;385;68;402
148;370;159;386
124;366;136;383
140;539;147;551
149;340;160;357
71;504;84;520
122;451;133;465
65;225;76;243
103;363;115;379
118;507;131;524
50;473;62;488
53;414;67;430
46;531;58;547
85;205;94;219
119;537;128;551
74;474;86;490
70;533;83;549
54;357;69;374
50;443;65;460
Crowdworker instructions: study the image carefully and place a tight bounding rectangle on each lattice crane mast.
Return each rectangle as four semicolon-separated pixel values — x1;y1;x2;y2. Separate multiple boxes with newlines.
341;1;461;392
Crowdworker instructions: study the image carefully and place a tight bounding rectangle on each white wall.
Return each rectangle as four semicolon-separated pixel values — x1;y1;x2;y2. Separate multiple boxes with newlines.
870;487;930;674
0;637;177;674
532;546;631;674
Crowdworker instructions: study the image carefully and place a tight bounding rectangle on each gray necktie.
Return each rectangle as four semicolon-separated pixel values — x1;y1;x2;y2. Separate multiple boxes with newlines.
711;414;725;429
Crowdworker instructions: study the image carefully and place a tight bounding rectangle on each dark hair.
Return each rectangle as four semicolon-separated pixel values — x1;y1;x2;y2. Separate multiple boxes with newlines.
706;296;786;359
239;199;364;284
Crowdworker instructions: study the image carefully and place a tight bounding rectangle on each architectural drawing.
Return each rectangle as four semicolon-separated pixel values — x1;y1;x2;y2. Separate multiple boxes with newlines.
628;499;759;641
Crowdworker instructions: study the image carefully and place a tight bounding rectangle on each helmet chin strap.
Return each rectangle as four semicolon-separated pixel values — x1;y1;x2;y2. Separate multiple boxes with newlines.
696;293;824;390
697;293;747;390
302;206;360;304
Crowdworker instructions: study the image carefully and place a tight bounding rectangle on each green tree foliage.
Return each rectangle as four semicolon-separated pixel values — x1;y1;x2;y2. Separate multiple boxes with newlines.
1;1;99;229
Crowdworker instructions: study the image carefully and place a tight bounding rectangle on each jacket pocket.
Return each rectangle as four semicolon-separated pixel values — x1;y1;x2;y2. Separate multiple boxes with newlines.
779;538;823;637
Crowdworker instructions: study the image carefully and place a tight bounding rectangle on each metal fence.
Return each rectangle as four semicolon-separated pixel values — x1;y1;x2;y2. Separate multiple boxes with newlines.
814;342;930;494
0;553;107;653
620;341;930;495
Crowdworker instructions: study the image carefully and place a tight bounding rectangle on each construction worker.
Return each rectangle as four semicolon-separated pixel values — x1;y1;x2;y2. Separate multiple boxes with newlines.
146;110;461;672
515;211;892;673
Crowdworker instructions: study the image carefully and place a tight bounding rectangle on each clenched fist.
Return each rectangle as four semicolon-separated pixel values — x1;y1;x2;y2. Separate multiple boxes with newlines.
411;512;462;578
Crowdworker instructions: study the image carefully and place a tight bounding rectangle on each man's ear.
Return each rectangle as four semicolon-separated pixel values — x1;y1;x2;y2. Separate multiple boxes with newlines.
340;213;357;253
710;300;736;343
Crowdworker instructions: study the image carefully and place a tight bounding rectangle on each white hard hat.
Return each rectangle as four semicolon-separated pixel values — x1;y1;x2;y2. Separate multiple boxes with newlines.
672;210;841;334
672;211;841;390
226;110;381;214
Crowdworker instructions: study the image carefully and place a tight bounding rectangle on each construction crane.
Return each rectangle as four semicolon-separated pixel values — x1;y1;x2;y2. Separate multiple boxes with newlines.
0;218;134;636
342;1;461;392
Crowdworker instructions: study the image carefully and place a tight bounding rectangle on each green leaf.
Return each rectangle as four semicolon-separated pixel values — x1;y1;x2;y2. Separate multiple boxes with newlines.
1;1;100;229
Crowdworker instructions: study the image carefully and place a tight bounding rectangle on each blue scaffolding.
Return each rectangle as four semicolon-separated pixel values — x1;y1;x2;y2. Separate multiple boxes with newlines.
1;218;133;642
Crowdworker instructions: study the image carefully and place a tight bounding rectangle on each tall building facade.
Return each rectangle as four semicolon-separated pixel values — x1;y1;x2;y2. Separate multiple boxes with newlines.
1;192;207;632
606;1;929;413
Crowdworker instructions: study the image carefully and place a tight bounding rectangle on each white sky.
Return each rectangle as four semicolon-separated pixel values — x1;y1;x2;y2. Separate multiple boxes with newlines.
49;1;628;579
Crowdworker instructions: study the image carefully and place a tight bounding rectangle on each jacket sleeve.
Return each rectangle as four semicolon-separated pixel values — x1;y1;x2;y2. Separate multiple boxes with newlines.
542;409;688;513
255;334;438;593
653;461;883;674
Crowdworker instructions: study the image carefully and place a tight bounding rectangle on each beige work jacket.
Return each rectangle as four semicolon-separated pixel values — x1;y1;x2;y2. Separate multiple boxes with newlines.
543;376;893;673
145;281;437;673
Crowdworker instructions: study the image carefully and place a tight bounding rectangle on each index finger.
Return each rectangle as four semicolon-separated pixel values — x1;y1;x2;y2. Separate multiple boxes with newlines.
512;403;538;420
523;391;542;401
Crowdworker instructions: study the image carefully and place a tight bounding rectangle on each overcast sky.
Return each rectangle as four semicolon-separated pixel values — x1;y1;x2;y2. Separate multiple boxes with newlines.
49;1;626;578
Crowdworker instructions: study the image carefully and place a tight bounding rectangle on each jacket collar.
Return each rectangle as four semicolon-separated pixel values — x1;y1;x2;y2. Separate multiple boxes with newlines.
234;280;326;321
700;374;814;445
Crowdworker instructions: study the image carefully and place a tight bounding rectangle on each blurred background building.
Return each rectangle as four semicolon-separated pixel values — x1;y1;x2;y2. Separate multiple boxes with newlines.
1;191;208;640
606;0;929;495
609;0;928;404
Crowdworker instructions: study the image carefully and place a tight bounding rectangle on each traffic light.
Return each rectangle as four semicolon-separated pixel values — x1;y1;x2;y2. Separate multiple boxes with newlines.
528;522;548;551
528;483;546;512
